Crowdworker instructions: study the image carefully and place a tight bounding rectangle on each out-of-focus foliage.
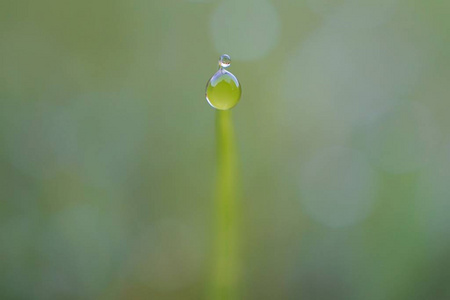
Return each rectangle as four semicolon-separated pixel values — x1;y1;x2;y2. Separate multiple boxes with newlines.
1;0;450;299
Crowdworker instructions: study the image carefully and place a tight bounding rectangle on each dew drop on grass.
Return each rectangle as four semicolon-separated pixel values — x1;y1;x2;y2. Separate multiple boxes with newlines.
218;54;231;68
206;54;241;110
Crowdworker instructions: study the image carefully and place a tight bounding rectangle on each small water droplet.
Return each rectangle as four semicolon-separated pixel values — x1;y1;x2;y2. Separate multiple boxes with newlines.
219;54;231;68
206;55;241;110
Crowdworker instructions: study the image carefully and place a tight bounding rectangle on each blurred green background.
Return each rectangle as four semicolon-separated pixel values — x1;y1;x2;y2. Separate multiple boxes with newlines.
1;0;450;299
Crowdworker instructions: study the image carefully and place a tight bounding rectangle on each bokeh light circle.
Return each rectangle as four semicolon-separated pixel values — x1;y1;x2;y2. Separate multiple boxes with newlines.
299;147;377;228
308;0;399;30
362;101;440;174
281;25;429;144
416;143;450;244
306;0;345;17
210;0;281;61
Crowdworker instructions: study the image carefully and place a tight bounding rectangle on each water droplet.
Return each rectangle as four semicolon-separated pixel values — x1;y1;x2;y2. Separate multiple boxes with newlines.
219;54;231;68
206;55;241;110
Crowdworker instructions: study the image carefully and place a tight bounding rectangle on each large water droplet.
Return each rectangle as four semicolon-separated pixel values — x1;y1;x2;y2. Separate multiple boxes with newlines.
205;55;241;110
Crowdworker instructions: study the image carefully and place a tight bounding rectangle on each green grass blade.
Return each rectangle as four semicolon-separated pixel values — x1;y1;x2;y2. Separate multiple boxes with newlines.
209;110;241;300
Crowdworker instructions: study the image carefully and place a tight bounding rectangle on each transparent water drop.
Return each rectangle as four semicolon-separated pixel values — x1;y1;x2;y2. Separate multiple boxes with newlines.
219;54;231;68
206;54;242;110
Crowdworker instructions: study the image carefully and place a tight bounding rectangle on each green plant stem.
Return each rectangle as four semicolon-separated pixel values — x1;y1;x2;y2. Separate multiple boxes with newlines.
210;110;240;300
